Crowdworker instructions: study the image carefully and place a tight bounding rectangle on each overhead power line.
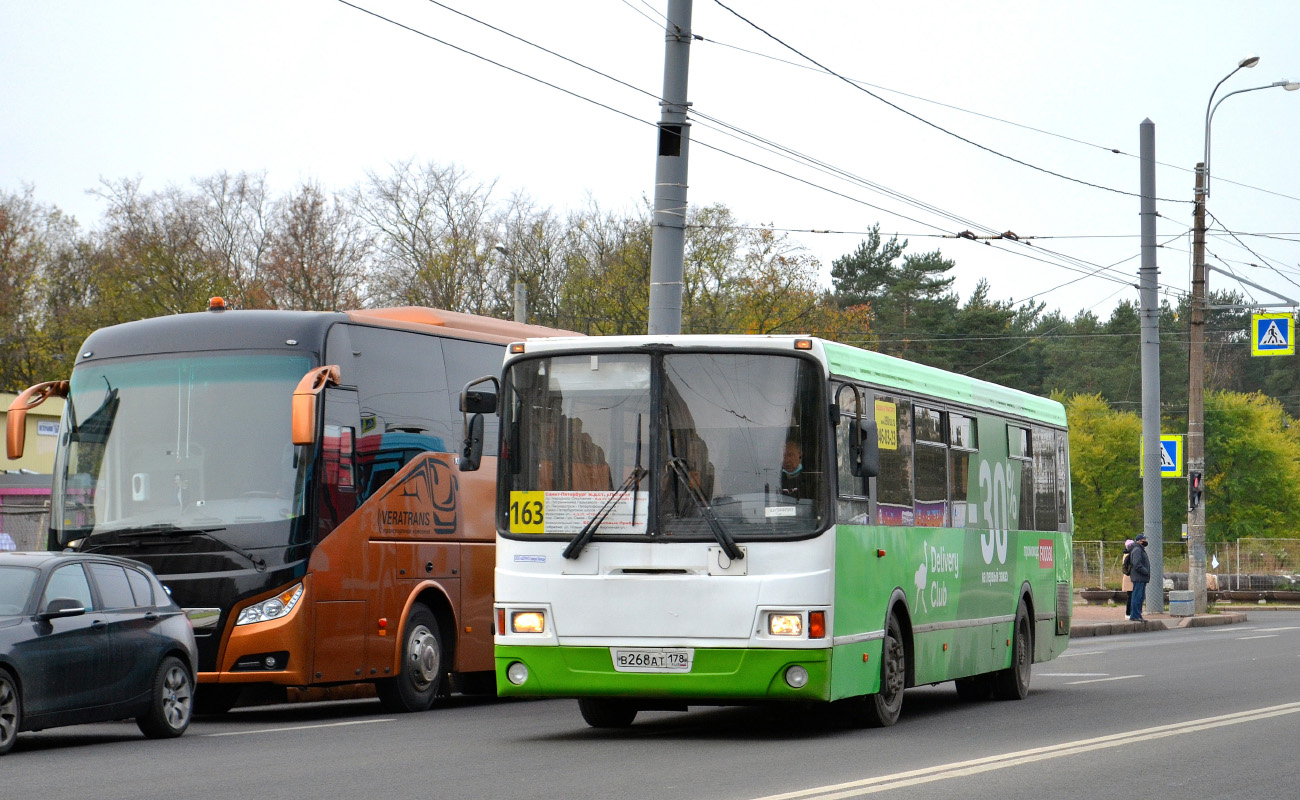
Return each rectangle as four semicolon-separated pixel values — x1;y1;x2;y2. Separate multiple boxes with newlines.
710;0;1194;206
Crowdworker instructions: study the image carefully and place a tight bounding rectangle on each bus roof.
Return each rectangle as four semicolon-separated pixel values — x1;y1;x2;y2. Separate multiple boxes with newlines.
507;334;1065;428
346;307;582;343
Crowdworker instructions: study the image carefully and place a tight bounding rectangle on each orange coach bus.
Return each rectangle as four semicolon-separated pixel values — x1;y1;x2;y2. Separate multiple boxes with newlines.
7;301;576;713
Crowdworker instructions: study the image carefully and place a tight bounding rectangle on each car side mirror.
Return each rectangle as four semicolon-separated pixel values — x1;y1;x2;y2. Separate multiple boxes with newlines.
38;597;86;620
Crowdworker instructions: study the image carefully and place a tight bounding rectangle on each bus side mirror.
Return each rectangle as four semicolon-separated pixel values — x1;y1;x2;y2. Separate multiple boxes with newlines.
7;380;69;460
461;414;485;472
856;419;879;480
292;366;341;446
458;375;500;473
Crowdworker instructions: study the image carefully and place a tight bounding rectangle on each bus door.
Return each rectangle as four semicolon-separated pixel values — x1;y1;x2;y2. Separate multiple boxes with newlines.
311;386;368;683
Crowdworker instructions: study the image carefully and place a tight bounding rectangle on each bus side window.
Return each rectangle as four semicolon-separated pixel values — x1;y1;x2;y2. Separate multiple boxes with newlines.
949;414;977;528
874;395;913;526
834;385;869;524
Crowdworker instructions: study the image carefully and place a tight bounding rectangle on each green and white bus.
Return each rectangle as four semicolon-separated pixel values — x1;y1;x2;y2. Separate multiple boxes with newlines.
459;335;1072;728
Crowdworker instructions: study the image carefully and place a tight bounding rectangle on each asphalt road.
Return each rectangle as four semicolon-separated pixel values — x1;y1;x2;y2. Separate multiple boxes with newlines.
5;609;1298;800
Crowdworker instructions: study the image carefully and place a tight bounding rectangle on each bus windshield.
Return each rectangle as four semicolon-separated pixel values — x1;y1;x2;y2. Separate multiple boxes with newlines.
501;350;828;540
52;353;313;537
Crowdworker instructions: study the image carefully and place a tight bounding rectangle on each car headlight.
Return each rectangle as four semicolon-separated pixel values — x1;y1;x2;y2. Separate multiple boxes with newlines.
236;584;303;626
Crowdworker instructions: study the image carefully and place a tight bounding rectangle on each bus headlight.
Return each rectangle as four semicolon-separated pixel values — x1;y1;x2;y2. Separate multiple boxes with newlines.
236;584;304;626
785;665;809;688
768;613;803;636
511;610;546;634
506;662;530;685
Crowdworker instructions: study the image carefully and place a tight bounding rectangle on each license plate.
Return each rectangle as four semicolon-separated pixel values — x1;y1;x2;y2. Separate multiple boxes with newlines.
611;648;694;673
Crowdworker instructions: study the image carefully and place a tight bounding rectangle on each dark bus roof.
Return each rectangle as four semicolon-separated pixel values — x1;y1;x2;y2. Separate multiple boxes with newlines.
76;306;581;363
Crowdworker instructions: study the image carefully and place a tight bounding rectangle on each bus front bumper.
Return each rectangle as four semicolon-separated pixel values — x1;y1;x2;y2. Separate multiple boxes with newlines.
495;645;831;701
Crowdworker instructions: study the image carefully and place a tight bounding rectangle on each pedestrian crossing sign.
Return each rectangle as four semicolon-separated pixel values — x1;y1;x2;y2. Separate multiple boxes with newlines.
1251;313;1294;357
1140;434;1184;478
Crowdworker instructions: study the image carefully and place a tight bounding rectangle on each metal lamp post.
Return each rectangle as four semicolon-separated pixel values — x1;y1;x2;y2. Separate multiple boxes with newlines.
1187;56;1297;614
493;244;527;324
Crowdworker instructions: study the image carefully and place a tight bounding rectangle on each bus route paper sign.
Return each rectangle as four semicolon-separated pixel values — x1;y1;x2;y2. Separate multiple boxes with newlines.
875;400;898;450
509;491;649;535
1251;313;1294;357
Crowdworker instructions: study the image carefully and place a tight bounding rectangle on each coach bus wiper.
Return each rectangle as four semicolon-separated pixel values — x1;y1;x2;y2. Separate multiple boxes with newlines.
667;457;743;561
563;414;645;561
121;524;267;572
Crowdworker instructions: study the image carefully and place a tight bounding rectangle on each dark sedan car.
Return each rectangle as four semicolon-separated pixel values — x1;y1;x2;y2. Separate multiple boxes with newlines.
0;551;198;754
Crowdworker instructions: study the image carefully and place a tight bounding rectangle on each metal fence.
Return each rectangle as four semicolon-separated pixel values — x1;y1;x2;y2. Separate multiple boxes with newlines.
1074;538;1300;591
0;500;51;552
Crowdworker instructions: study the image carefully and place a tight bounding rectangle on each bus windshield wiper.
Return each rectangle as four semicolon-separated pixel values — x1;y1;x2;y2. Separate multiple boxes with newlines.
120;524;267;571
563;414;645;561
667;457;743;561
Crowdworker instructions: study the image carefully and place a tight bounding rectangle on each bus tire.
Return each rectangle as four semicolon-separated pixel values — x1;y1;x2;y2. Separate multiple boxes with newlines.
578;698;638;728
377;605;444;713
993;600;1032;701
954;674;994;702
864;613;906;726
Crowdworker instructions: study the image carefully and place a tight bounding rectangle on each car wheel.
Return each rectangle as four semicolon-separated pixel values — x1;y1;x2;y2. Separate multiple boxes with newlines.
377;605;443;713
0;670;20;756
578;698;638;728
993;600;1033;701
137;656;194;739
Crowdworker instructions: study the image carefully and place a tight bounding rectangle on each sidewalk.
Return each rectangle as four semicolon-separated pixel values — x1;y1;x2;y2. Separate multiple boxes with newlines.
1069;600;1248;638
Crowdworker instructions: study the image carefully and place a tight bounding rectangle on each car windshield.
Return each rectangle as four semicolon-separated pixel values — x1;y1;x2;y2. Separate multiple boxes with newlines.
0;566;38;614
51;353;313;536
501;350;828;540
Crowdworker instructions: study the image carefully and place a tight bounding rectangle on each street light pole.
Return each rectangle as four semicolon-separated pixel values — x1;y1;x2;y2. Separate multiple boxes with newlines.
1187;56;1298;615
493;244;527;324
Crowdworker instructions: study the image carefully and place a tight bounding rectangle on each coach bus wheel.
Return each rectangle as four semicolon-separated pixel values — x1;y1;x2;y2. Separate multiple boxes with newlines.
578;698;638;728
954;674;994;702
378;605;444;713
993;600;1032;701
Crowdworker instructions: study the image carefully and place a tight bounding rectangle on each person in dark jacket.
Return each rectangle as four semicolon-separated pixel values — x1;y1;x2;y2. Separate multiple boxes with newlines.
1128;533;1152;620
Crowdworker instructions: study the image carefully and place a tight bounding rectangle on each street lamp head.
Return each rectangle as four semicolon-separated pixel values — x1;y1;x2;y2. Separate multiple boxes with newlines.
1285;82;1300;91
493;244;510;257
1238;55;1260;69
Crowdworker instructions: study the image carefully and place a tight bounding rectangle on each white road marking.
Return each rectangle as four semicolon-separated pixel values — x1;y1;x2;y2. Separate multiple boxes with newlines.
1057;651;1102;658
749;701;1300;800
1037;672;1109;678
1236;634;1279;641
1256;626;1300;632
205;719;393;737
1065;674;1143;685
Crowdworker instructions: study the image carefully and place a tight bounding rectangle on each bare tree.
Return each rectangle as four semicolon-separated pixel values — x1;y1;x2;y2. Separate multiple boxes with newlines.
264;181;372;310
354;159;498;313
194;171;272;306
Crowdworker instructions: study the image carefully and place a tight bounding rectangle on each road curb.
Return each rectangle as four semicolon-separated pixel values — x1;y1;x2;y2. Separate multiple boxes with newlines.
1070;611;1248;638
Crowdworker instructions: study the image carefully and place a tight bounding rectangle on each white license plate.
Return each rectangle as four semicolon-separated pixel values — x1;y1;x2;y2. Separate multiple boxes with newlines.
611;648;694;673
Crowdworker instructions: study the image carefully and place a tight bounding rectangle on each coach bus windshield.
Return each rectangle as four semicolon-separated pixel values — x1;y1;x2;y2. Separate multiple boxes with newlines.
501;350;828;540
51;353;313;539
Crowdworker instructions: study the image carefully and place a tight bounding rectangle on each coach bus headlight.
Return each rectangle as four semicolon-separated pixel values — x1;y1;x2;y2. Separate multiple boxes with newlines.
784;665;809;689
511;610;546;634
236;583;304;626
507;662;530;685
768;613;803;637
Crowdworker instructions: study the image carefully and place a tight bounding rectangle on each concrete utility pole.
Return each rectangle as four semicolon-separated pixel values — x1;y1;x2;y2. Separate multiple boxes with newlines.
1139;119;1164;616
1188;162;1208;613
646;0;693;336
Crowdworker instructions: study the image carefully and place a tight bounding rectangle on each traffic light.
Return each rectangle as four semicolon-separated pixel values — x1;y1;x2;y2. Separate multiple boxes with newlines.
1189;471;1204;510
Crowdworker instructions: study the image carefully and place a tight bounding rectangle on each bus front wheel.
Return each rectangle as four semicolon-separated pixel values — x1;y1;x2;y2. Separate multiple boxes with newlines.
578;698;638;728
378;605;444;713
834;613;906;728
993;600;1032;701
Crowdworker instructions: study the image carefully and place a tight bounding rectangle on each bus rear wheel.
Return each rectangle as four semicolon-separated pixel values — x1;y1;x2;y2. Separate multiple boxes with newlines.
993;600;1032;701
377;605;444;713
578;698;638;728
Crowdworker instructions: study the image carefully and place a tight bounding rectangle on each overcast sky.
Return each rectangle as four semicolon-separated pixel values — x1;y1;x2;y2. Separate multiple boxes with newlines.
3;0;1299;320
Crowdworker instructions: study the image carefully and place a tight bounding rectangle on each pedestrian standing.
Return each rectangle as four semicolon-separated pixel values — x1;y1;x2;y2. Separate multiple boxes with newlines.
1121;539;1135;617
1128;533;1152;621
